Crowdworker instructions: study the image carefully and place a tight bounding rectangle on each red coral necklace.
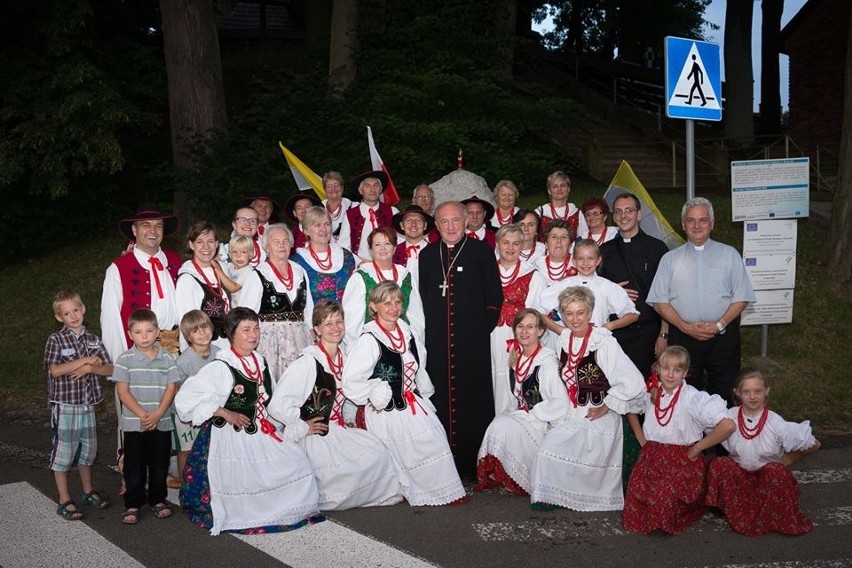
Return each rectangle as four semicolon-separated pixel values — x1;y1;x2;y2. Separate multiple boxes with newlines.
654;382;683;427
738;405;769;440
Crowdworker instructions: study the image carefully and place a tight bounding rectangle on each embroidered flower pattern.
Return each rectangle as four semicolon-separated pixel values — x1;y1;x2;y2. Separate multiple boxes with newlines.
233;384;245;394
375;362;398;383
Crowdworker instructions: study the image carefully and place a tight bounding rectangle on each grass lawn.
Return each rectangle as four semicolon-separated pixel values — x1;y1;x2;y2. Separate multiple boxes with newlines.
5;179;850;433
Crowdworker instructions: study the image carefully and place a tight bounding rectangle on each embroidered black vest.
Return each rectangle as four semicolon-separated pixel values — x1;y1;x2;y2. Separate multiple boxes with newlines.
181;274;228;341
369;334;420;412
509;365;543;410
256;270;307;322
300;359;336;423
212;360;274;434
559;350;610;406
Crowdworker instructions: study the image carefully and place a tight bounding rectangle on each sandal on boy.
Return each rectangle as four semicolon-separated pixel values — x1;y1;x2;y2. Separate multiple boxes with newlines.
122;508;139;525
81;490;110;510
57;500;84;521
150;502;173;519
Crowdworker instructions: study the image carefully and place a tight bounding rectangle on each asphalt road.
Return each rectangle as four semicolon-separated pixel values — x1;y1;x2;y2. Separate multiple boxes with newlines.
2;402;851;568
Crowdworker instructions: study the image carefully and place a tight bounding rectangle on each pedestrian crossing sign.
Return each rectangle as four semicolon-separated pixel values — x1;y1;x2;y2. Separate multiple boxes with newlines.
665;36;722;121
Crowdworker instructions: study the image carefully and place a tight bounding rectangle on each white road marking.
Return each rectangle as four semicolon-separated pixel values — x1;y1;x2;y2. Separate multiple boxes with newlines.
233;519;439;568
794;469;852;484
472;504;852;542
700;561;852;568
1;481;435;568
0;482;145;568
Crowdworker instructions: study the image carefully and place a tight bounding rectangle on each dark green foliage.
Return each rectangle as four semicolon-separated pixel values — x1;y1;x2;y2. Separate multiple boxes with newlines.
178;0;586;222
535;0;715;62
0;0;166;258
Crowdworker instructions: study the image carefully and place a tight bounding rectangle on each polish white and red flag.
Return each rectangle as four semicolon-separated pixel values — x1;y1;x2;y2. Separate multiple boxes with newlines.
367;126;401;206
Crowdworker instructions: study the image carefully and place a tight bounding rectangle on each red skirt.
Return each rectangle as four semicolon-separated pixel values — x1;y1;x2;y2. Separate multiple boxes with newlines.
622;441;706;534
475;454;529;496
705;457;812;536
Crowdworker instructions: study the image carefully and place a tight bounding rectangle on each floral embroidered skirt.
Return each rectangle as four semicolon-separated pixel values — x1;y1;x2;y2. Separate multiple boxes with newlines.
706;457;812;536
622;441;706;534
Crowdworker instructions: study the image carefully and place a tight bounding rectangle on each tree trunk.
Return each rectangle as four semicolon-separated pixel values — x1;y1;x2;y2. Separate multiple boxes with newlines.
826;13;852;285
329;0;358;93
568;0;585;54
495;0;518;78
758;0;783;135
723;0;755;145
160;0;229;225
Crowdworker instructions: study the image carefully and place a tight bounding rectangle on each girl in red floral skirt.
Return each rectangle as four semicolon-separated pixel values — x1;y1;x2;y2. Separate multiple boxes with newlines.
705;368;820;536
622;346;735;534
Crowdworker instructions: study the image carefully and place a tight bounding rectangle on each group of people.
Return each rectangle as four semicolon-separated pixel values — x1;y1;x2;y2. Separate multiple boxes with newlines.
42;168;819;538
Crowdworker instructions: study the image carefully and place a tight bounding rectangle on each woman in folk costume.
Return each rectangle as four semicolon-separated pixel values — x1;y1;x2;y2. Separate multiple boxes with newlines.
342;282;466;506
705;368;820;536
490;179;520;229
236;224;313;381
532;219;577;287
580;197;618;246
623;346;735;534
341;226;426;350
513;209;546;264
530;286;645;511
490;224;546;416
534;171;588;243
293;206;357;304
320;171;354;242
175;307;321;535
267;300;403;511
175;221;235;353
476;309;562;496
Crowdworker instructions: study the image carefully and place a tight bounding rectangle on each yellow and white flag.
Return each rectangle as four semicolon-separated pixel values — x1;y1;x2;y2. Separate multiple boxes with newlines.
602;161;684;249
278;142;326;200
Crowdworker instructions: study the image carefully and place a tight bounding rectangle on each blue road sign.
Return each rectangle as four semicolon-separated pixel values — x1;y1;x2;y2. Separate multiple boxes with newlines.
665;36;722;121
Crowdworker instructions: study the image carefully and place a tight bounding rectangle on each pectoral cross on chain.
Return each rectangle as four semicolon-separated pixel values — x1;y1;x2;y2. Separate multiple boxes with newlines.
439;280;449;297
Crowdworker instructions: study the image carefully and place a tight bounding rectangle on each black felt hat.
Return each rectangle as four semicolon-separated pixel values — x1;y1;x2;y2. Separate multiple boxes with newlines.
119;202;179;240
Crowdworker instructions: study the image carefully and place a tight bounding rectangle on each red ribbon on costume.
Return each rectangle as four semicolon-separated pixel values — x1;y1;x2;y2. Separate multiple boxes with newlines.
329;391;345;427
369;209;377;230
259;418;283;442
403;390;428;416
258;225;265;236
467;231;478;240
406;245;419;258
646;369;660;393
148;257;165;299
505;338;520;353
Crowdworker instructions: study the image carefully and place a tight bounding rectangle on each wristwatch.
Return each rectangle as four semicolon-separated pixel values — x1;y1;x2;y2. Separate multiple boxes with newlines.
716;321;727;335
659;332;669;339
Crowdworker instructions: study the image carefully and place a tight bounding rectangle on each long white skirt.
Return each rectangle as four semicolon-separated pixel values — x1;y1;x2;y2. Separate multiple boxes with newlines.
489;324;515;416
530;405;625;511
206;425;319;535
300;422;403;510
477;412;548;493
364;398;465;506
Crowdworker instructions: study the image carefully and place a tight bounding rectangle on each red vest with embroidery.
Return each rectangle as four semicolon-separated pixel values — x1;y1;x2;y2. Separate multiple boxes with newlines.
498;270;534;326
346;203;394;252
114;249;181;347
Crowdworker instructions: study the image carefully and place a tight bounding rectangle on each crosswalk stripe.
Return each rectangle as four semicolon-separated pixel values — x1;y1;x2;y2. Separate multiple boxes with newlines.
2;481;435;568
233;520;438;568
0;482;145;568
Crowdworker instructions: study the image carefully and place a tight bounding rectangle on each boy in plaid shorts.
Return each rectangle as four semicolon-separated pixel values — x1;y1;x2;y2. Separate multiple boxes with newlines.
43;290;114;520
